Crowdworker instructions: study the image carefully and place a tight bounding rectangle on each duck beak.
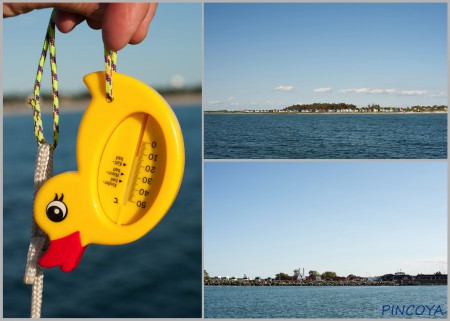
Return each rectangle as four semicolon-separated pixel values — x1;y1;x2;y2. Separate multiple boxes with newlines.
39;231;87;272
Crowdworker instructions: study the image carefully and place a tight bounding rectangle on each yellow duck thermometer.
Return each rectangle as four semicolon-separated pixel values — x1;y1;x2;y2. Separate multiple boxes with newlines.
34;71;185;272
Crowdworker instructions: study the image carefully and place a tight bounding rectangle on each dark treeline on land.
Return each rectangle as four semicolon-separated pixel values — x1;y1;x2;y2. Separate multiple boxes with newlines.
284;102;357;111
204;269;447;286
283;103;447;113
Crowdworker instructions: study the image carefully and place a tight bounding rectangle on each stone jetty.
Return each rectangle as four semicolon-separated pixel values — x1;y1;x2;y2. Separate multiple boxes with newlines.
205;279;397;286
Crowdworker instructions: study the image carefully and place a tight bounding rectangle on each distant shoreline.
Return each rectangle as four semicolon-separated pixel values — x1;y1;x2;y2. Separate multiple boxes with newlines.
205;280;446;287
205;111;447;115
3;93;201;116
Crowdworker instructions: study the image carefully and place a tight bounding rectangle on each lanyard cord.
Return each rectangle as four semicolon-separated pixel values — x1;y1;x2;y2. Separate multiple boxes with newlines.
27;12;118;148
28;10;59;150
24;144;53;318
24;10;58;318
104;48;117;102
24;10;118;318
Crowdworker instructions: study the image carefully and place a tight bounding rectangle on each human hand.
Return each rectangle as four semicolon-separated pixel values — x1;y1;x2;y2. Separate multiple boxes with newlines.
3;3;158;51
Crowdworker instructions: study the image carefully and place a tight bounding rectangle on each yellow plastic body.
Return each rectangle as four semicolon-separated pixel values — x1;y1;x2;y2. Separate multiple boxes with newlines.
34;71;184;247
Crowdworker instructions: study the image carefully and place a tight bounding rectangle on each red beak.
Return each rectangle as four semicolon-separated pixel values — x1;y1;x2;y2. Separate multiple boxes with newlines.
39;231;87;272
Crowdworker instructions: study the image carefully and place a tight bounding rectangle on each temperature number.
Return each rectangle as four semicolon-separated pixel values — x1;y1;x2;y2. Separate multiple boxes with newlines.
142;177;152;184
136;201;147;209
132;141;157;210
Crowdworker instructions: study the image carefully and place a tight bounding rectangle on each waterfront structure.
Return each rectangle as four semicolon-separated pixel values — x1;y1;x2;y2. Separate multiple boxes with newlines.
414;274;447;285
207;270;447;286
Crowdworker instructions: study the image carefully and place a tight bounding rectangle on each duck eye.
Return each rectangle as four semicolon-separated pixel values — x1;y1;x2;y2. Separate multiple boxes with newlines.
46;199;68;222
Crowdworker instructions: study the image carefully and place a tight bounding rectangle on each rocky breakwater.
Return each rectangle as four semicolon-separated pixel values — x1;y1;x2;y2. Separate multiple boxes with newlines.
205;279;397;286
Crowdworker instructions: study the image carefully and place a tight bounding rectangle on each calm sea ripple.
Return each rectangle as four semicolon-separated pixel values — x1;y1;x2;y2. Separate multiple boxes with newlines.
204;285;447;318
204;114;447;159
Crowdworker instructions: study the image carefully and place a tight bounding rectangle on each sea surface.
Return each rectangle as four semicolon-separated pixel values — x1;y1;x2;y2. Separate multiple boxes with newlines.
204;285;448;318
3;106;202;318
204;113;447;159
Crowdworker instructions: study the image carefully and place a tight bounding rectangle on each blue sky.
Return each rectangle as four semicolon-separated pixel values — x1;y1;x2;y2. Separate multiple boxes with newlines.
3;3;201;94
204;3;447;110
204;162;447;278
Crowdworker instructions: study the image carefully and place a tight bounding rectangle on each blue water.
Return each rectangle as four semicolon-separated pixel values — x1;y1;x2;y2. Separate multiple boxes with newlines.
204;285;447;318
3;106;202;317
204;114;447;159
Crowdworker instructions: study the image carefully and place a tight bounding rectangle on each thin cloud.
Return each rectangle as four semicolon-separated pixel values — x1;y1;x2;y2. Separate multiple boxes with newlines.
207;100;222;105
274;85;295;92
399;90;428;96
430;91;447;98
338;88;370;94
314;87;332;93
338;88;447;97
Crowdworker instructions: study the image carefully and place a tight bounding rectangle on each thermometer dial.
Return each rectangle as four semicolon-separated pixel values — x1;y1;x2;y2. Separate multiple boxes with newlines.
98;113;167;226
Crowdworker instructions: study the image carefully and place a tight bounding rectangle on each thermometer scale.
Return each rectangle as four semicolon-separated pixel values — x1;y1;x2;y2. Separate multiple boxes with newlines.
98;113;167;226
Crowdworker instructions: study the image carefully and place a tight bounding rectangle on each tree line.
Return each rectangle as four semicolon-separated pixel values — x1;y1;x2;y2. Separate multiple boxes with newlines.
204;269;338;281
283;103;447;112
275;270;337;280
284;103;357;112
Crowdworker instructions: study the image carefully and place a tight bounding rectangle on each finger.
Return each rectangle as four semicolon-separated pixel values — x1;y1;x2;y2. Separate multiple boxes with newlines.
3;3;105;18
129;3;158;45
52;3;106;20
86;18;102;30
3;3;52;17
55;10;85;33
102;3;151;51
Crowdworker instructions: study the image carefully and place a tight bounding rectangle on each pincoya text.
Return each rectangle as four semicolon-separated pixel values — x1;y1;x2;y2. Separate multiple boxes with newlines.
382;305;446;317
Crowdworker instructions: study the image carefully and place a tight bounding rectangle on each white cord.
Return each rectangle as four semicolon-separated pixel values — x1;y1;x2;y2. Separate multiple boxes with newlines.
24;144;53;318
